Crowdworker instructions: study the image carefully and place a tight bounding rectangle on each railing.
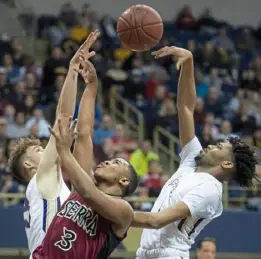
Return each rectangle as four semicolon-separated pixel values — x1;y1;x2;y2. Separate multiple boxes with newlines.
1;185;260;209
109;91;144;142
153;126;180;174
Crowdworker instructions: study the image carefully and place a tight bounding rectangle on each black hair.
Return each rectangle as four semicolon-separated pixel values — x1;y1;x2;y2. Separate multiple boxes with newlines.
228;136;259;187
197;237;216;249
124;163;139;196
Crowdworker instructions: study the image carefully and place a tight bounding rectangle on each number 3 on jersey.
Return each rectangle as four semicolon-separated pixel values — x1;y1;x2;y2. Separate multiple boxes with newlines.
24;197;31;228
55;227;77;251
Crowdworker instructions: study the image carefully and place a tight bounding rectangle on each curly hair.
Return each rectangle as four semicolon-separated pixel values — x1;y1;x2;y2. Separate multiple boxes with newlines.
8;137;41;182
228;136;259;187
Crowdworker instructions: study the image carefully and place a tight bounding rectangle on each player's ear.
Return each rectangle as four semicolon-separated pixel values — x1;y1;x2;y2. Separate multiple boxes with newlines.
221;161;234;170
23;160;34;170
119;177;130;187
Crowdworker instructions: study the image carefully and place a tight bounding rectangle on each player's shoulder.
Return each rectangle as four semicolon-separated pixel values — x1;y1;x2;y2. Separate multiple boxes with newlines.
113;197;133;222
189;173;222;190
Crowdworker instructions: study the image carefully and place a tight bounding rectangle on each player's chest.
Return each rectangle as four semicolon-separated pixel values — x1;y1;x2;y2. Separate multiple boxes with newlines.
151;175;193;212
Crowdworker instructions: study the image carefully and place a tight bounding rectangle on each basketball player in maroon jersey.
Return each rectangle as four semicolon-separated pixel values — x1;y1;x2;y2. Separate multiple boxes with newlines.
32;53;138;259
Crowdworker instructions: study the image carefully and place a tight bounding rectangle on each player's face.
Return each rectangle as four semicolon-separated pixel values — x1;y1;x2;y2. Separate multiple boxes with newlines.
197;241;216;259
94;158;130;184
195;142;233;167
24;145;44;169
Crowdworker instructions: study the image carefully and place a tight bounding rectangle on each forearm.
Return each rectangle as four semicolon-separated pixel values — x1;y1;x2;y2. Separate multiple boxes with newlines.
77;81;98;135
177;58;196;110
59;149;95;197
56;68;78;118
132;211;159;229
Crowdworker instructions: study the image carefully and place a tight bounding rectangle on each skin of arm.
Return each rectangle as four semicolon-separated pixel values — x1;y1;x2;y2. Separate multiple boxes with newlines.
152;47;196;148
72;66;98;180
131;202;190;229
176;56;197;148
35;32;98;197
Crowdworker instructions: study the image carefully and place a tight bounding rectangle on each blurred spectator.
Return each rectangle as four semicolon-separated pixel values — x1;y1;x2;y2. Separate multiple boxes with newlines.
3;104;15;123
100;15;117;40
236;27;256;52
200;124;215;147
111;124;137;157
194;97;206;125
123;69;146;100
129;140;159;177
11;37;25;67
94;114;115;145
41;46;67;88
232;103;257;135
204;87;224;118
195;69;210;98
2;53;21;84
103;60;128;96
1;174;25;207
156;97;177;133
6;111;29;138
175;5;197;30
196;237;216;259
143;160;166;197
0;118;7;148
45;20;68;47
196;42;219;69
204;68;223;91
227;88;245;116
214;120;237;141
212;26;235;53
25;108;50;138
70;16;89;43
59;2;77;28
204;113;219;139
240;69;261;92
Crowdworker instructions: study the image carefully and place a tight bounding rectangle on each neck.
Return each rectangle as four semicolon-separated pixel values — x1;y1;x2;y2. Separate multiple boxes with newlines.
195;165;224;182
96;182;122;197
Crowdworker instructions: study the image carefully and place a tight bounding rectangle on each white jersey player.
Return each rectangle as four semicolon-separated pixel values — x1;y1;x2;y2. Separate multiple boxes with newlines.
8;31;99;254
131;46;258;259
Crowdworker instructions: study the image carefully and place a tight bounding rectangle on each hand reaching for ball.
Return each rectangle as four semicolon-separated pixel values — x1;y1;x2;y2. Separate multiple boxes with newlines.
152;46;192;70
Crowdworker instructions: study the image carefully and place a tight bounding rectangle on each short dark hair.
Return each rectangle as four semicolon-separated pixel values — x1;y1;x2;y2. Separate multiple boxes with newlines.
228;136;259;187
8;137;41;182
197;237;216;249
124;164;139;196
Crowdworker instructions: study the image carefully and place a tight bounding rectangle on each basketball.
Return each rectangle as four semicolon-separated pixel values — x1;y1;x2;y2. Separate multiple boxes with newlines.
117;5;163;52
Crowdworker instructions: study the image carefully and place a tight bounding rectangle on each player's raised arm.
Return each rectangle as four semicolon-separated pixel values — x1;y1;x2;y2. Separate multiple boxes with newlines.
36;33;96;198
152;47;196;148
49;117;133;228
73;30;99;181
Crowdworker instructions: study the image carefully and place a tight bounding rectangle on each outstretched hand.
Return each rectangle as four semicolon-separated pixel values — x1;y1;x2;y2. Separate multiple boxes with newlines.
48;117;78;152
152;46;192;70
74;54;97;85
69;30;100;70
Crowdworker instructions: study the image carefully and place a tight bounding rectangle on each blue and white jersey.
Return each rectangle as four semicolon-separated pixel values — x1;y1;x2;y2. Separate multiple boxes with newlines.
24;174;70;254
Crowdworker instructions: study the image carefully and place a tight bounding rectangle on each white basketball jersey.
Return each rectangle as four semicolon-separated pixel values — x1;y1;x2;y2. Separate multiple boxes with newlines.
24;174;70;253
137;137;223;259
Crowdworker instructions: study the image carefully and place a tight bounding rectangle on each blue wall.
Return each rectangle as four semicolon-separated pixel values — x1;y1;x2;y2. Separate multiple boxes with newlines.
0;206;260;253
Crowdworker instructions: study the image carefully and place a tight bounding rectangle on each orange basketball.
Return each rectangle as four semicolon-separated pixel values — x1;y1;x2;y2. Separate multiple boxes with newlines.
117;5;163;52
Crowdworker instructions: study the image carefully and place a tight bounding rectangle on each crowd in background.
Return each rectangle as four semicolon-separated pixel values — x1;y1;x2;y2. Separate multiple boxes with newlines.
0;2;260;210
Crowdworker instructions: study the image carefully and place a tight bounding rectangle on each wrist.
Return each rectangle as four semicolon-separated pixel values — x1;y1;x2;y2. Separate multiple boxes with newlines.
58;147;71;156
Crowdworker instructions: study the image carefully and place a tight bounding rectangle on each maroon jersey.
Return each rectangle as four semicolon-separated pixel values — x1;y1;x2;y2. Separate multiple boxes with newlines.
32;192;125;259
